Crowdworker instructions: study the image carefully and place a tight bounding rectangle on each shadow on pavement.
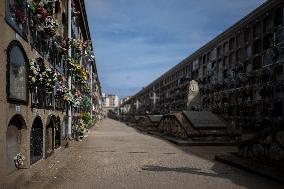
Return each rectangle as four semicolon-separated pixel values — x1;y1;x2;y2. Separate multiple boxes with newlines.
142;165;220;178
118;121;284;189
141;164;283;189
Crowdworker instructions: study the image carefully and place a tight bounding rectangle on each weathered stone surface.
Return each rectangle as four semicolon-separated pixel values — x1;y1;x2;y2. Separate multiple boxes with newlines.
260;135;273;144
158;115;187;139
239;146;248;158
252;144;265;158
137;115;163;129
134;116;146;121
158;111;233;142
268;142;284;160
148;115;163;123
239;126;284;162
276;131;284;147
6;125;20;174
183;111;226;129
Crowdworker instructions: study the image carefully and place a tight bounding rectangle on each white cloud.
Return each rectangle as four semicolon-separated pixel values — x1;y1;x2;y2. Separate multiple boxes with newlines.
85;0;266;97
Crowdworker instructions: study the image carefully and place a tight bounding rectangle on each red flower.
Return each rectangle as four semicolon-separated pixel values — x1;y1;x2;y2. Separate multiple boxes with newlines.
36;7;47;20
14;9;26;24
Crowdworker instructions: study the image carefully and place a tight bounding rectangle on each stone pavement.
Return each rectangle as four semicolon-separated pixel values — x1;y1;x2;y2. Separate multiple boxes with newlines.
2;119;284;189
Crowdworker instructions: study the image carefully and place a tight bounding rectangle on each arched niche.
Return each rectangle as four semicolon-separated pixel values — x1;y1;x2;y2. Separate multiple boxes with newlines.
30;116;43;165
45;115;56;158
6;114;27;173
55;116;61;149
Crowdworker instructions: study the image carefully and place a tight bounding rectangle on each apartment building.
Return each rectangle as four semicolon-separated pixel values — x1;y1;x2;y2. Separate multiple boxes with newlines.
102;93;119;108
0;0;102;177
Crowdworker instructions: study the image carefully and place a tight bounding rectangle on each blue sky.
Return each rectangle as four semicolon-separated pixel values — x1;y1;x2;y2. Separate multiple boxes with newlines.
85;0;266;98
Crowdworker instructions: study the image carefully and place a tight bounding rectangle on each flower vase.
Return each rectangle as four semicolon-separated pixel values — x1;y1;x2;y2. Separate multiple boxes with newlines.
35;86;39;105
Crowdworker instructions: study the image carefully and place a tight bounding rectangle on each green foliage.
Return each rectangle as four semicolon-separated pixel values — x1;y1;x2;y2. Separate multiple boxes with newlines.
82;96;91;110
82;112;91;125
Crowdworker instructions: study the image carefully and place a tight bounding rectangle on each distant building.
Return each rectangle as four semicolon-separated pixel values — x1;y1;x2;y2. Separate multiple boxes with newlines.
119;96;132;106
119;96;133;114
102;93;119;108
102;93;119;116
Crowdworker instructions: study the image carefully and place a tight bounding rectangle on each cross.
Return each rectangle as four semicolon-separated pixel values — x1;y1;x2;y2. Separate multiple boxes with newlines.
150;92;160;109
135;99;140;111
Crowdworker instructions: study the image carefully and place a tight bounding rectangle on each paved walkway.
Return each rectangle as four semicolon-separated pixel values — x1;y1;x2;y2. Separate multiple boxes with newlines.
3;119;284;189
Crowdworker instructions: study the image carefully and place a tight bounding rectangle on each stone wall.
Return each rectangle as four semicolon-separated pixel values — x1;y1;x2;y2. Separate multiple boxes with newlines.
239;122;284;161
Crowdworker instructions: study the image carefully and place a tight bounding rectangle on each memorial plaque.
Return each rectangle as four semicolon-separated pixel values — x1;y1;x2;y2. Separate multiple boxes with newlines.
15;105;21;112
8;45;27;101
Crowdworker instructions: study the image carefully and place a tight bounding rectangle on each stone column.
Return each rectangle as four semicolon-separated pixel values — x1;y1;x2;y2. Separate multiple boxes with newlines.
282;5;284;117
67;0;72;139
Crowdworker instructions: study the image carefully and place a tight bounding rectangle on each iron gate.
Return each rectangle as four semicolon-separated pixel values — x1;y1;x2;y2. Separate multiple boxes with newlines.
55;120;61;148
30;127;43;164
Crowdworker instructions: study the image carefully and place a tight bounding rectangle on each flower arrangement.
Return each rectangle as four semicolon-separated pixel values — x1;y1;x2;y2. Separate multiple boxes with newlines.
10;6;27;25
88;53;95;62
67;57;89;81
28;59;39;86
83;40;92;51
14;153;25;169
73;89;82;107
82;96;91;110
29;0;58;37
55;83;68;99
55;75;68;100
83;83;91;94
73;119;88;140
63;90;74;103
60;88;83;106
28;58;58;92
83;40;92;53
57;38;83;55
9;0;27;25
15;9;26;24
43;16;58;37
72;7;80;16
72;1;80;16
70;38;83;55
92;83;99;93
28;58;44;88
83;40;95;62
80;69;89;81
56;37;70;54
55;37;90;57
82;112;91;125
67;57;81;72
42;67;57;92
29;0;56;20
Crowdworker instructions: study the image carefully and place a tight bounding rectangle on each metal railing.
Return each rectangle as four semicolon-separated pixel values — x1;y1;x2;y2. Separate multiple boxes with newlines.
31;87;55;109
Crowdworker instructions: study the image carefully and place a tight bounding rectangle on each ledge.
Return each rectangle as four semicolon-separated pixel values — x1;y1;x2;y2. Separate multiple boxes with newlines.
215;153;284;183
